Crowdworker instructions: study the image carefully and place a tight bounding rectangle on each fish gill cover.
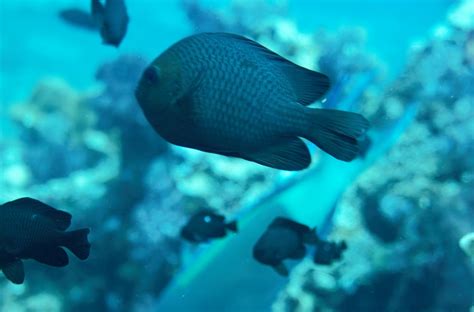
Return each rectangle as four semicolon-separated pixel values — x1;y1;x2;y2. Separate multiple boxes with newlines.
0;0;473;312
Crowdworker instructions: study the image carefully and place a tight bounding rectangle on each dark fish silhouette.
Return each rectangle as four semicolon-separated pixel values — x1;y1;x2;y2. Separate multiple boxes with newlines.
136;32;369;171
0;198;91;284
253;217;317;276
181;209;237;243
59;0;129;47
92;0;129;47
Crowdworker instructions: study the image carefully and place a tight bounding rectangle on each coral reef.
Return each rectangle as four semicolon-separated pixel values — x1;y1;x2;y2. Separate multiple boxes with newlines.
2;78;119;207
274;3;474;311
0;54;286;312
2;1;473;311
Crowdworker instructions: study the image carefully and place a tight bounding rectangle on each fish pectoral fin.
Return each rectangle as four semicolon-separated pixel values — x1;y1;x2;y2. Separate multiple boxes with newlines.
272;263;289;276
242;138;311;171
2;260;25;284
209;33;330;105
32;247;69;267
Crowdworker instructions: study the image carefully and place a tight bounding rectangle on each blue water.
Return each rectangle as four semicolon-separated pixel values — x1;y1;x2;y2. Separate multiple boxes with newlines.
0;0;454;105
291;0;455;75
0;0;451;138
1;1;472;311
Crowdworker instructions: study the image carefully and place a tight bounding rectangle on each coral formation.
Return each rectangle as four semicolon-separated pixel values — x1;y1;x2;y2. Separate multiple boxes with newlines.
460;232;474;259
0;53;287;312
274;2;474;311
2;1;473;311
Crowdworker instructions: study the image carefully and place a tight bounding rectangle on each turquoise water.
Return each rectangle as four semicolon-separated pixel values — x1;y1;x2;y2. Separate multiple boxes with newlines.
1;1;473;311
0;0;453;104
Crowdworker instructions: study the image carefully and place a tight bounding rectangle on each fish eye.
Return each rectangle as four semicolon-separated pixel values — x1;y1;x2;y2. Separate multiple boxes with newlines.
143;66;159;84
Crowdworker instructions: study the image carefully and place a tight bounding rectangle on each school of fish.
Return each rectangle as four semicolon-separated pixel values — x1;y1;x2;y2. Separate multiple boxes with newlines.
1;0;368;285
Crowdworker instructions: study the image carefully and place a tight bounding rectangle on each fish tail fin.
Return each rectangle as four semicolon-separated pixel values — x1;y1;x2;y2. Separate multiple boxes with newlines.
305;108;369;161
63;228;91;260
226;221;238;233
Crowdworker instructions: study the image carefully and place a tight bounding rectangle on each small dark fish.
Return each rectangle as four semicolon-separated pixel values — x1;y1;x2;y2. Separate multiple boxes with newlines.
59;8;99;31
253;217;317;276
0;198;91;284
180;209;237;243
313;240;347;265
92;0;129;47
136;32;369;171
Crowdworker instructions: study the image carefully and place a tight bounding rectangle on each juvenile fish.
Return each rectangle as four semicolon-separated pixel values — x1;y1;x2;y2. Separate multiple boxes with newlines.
0;198;91;284
92;0;129;47
253;217;317;276
60;1;129;47
181;209;237;243
136;32;370;170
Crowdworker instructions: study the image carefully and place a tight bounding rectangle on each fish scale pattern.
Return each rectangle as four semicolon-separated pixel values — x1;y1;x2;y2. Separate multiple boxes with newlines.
164;33;303;152
0;205;58;253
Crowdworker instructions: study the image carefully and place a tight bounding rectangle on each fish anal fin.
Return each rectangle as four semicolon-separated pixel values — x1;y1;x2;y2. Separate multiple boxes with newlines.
2;260;25;284
242;138;311;171
32;247;69;267
272;262;289;276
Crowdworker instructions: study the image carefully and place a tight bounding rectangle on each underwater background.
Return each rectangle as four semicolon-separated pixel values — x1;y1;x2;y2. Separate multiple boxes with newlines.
1;0;473;311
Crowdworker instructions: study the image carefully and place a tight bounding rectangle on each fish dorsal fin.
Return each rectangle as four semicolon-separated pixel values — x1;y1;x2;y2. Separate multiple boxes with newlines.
3;198;72;230
32;247;69;267
209;33;331;105
271;217;311;234
2;260;25;284
198;209;224;221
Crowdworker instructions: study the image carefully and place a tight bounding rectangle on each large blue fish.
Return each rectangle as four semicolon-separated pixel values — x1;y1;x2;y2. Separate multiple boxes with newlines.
136;33;369;170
